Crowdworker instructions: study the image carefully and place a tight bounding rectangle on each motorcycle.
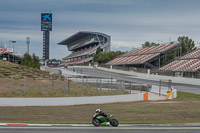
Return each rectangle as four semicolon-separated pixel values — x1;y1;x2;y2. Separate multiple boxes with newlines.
92;113;119;127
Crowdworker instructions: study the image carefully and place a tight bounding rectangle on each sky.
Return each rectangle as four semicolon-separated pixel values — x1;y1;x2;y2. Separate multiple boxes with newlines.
1;0;200;59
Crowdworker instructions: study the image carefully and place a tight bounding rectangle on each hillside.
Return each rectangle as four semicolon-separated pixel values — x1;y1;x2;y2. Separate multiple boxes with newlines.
0;60;126;97
0;60;60;79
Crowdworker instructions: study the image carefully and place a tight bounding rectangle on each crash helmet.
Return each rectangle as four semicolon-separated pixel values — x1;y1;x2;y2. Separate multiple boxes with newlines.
96;109;101;113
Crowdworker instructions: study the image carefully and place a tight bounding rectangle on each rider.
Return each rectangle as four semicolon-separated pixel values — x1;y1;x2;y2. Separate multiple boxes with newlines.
95;109;108;122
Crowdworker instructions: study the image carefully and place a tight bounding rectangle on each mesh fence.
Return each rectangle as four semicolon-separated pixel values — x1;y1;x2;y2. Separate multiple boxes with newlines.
0;76;154;97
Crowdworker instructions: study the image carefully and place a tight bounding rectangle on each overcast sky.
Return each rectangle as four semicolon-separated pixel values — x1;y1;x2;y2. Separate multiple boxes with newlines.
1;0;200;59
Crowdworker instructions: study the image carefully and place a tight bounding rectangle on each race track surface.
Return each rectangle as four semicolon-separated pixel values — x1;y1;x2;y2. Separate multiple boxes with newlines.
0;126;200;133
70;68;200;94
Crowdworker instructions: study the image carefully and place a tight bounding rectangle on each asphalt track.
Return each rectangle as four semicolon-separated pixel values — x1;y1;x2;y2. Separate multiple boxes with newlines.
69;68;200;94
0;126;200;133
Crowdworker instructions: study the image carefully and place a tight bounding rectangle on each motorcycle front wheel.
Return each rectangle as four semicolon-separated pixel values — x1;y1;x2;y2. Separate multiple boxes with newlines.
92;119;100;127
110;119;119;127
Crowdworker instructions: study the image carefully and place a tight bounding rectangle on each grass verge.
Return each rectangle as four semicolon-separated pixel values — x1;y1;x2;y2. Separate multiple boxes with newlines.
0;91;200;124
0;77;127;97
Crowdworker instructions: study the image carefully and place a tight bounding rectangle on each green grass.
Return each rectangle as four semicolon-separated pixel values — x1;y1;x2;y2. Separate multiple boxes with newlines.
174;91;200;101
0;91;200;124
0;77;128;97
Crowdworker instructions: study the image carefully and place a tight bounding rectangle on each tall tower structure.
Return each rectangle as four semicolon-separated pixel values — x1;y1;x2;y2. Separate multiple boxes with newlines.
26;37;30;54
41;13;52;61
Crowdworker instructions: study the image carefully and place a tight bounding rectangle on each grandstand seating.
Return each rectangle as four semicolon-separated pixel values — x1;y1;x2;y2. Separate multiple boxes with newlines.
63;45;99;60
159;59;200;71
107;53;160;65
159;48;200;72
63;58;92;65
123;42;179;56
180;48;200;59
107;42;179;66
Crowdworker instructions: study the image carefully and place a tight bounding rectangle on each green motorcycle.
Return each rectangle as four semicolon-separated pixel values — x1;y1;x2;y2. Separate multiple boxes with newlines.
92;113;119;127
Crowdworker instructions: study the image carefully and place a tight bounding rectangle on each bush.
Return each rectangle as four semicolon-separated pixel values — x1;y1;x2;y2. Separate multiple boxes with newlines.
22;53;40;69
93;50;124;63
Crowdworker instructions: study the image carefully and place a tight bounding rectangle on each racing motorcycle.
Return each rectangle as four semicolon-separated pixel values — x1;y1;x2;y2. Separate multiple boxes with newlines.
92;113;119;127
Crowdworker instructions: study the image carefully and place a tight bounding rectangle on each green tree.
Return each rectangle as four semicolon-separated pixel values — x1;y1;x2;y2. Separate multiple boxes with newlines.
93;51;124;63
22;53;33;67
142;41;160;48
22;53;40;69
96;47;103;54
178;36;196;55
32;53;40;68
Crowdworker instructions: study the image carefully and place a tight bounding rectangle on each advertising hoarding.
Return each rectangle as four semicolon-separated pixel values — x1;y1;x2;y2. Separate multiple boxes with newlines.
0;48;13;53
41;13;52;31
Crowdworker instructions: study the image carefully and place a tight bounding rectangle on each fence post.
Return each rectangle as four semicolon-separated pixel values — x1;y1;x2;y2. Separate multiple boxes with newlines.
37;78;39;92
48;77;50;90
129;82;132;94
168;80;172;91
20;85;22;97
68;77;70;93
100;78;102;96
82;76;85;96
116;80;118;94
64;79;66;97
96;78;98;90
159;80;161;96
24;76;26;94
110;76;112;92
108;79;109;92
43;87;46;97
52;79;54;90
11;76;14;90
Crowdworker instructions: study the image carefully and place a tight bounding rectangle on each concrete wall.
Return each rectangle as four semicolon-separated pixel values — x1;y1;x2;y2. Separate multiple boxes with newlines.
0;93;143;106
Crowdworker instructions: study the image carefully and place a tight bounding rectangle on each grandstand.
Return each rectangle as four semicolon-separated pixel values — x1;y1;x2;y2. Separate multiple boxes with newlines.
107;42;181;68
58;31;111;66
159;48;200;72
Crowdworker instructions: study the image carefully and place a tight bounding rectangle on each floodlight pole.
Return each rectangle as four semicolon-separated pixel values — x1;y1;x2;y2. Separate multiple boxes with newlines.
26;37;30;54
11;41;16;63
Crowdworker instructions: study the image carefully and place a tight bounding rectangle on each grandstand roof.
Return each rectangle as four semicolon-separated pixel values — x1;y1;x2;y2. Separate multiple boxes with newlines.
57;31;109;46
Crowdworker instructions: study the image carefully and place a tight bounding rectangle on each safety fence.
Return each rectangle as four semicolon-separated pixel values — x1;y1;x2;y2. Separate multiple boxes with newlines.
0;75;174;98
0;75;154;97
